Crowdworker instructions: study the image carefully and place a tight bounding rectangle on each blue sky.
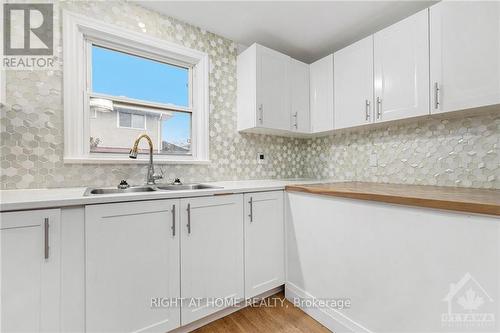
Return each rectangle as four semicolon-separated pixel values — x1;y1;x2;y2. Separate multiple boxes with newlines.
162;112;191;147
92;45;191;146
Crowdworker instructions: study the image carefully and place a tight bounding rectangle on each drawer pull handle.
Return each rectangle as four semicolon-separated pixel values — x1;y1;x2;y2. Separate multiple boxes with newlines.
376;97;382;119
44;218;49;259
186;203;191;234
248;197;254;222
171;204;176;236
434;82;440;110
365;99;371;121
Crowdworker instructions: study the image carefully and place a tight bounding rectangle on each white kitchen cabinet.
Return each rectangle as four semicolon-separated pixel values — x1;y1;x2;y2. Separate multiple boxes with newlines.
310;54;335;132
1;209;61;333
289;58;310;132
334;36;374;129
430;1;500;114
244;191;284;299
374;9;430;122
180;194;244;325
237;43;291;132
85;200;180;333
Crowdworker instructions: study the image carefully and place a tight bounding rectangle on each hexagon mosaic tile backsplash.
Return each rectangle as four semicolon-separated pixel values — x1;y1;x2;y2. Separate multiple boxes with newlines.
0;0;307;190
303;111;500;189
0;1;499;190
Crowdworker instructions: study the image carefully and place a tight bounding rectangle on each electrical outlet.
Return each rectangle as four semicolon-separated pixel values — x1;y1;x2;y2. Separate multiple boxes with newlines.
257;153;265;164
369;153;378;167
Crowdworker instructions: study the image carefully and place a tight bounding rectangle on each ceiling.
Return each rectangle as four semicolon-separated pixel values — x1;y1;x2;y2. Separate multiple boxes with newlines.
136;1;436;63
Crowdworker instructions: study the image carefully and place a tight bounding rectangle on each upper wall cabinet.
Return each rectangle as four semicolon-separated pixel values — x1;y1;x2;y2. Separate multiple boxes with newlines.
430;1;500;114
289;59;311;132
237;43;291;132
374;9;430;122
334;36;374;129
310;54;335;132
238;3;497;136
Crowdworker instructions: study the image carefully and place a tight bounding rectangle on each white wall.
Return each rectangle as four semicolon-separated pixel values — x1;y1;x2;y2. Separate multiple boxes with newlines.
286;192;500;332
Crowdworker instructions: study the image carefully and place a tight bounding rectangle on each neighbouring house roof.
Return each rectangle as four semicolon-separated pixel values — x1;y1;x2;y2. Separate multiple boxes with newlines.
161;141;190;153
115;106;174;119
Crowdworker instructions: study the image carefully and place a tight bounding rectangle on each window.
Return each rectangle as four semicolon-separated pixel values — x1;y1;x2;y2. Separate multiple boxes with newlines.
117;112;146;130
63;11;209;163
88;45;192;155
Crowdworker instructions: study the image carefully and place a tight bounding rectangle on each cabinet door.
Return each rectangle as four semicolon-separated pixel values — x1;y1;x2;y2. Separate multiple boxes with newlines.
1;209;61;333
85;200;180;333
180;195;244;325
244;191;284;299
374;9;430;122
334;36;374;129
430;1;500;114
257;44;291;130
310;54;334;132
289;59;310;132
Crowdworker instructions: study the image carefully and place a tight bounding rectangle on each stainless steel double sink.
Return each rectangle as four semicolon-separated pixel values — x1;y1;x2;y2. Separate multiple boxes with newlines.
84;184;222;196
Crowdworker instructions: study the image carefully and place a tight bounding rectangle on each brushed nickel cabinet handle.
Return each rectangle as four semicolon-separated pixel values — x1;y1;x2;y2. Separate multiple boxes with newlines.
365;100;371;121
293;112;298;129
258;104;264;124
171;204;176;237
44;218;49;259
186;203;191;234
434;82;440;109
248;197;253;222
376;97;382;119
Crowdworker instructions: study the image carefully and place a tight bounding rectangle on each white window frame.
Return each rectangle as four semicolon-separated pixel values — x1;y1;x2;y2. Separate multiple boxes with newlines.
117;112;146;130
0;6;4;108
0;69;5;108
62;11;210;164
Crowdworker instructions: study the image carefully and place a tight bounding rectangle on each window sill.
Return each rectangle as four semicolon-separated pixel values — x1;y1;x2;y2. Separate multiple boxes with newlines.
63;156;210;165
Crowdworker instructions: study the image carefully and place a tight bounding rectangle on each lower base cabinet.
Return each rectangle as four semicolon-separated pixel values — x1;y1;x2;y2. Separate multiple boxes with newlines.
244;191;284;298
1;209;61;333
286;191;500;332
180;194;244;325
85;200;180;333
85;195;246;331
3;191;284;332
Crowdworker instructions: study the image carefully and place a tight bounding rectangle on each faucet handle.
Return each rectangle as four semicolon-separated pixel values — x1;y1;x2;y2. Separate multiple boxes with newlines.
117;180;130;189
152;174;163;181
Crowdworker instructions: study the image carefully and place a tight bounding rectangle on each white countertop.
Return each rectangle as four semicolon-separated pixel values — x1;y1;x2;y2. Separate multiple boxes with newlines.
0;179;320;212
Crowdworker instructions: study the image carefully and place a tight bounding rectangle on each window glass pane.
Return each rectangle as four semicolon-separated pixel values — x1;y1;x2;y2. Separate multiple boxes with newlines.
119;112;131;127
89;99;192;155
160;111;191;154
131;114;145;129
91;45;189;107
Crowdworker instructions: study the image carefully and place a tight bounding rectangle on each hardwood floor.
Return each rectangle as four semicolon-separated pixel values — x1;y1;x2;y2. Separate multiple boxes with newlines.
192;292;330;333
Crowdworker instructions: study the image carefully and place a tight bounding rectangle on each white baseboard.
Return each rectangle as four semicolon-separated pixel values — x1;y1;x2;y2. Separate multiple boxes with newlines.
171;286;283;333
285;282;374;333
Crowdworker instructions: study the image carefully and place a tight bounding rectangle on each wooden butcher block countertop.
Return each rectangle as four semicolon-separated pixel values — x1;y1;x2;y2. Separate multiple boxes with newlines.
285;182;500;216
